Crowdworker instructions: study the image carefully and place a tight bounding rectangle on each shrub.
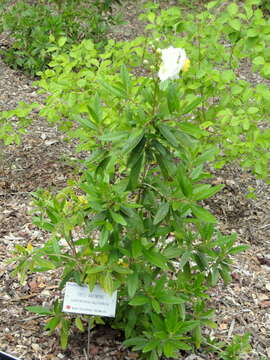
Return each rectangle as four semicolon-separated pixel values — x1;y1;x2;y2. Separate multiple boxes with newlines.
11;44;249;359
1;0;122;74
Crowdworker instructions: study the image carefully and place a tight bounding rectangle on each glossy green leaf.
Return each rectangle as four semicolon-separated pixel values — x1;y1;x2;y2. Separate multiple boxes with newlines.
158;124;178;148
143;249;168;269
129;295;150;306
110;211;127;226
127;272;139;298
26;306;52;315
153;202;170;225
75;316;84;332
122;131;145;155
191;205;217;223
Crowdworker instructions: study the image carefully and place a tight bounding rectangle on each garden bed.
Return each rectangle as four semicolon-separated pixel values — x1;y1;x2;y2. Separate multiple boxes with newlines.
0;1;270;359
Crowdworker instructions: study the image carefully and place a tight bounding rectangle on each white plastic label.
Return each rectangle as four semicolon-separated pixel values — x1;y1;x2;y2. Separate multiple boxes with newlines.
63;282;117;317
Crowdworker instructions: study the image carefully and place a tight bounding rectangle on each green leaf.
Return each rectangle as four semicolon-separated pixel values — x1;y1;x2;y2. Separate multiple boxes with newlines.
76;116;98;131
151;313;164;330
120;64;130;93
208;268;220;286
229;245;249;254
206;1;219;9
219;266;232;284
100;227;109;247
127;153;143;190
99;80;126;98
247;107;259;114
143;339;160;353
193;326;202;349
192;184;224;201
151;298;161;313
60;319;70;350
26;306;52;315
110;211;127;226
127;272;139;298
179;251;191;269
180;97;202;116
45;316;61;332
58;36;67;47
147;12;155;23
194;147;219;165
158;124;178;148
227;3;238;16
253;56;265;66
177;167;193;197
99;131;127;142
75;317;84;332
32;258;56;272
52;237;61;259
167;84;179;113
153;202;170;225
143;249;168;269
165;309;178;332
176;320;200;334
178;122;204;139
163;246;182;259
163;341;177;357
123;337;147;349
194;252;208;271
158;294;184;304
129;295;150;306
100;272;114;295
122;131;145;155
88;94;103;123
191;205;217;223
132;238;142;258
86;265;107;274
229;19;241;31
127;136;146;168
111;265;133;274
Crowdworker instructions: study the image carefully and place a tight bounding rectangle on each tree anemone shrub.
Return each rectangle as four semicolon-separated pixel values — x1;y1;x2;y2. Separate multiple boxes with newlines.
11;41;250;359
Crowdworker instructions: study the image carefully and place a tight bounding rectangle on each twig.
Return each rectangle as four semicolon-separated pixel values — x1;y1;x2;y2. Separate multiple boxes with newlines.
260;223;270;229
83;348;88;360
8;293;39;302
87;317;92;360
228;318;235;338
18;315;44;322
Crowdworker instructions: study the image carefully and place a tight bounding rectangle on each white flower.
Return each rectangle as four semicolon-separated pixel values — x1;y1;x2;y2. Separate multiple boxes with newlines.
158;46;190;82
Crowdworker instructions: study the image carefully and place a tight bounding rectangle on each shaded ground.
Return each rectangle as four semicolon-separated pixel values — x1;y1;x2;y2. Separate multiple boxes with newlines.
0;2;270;360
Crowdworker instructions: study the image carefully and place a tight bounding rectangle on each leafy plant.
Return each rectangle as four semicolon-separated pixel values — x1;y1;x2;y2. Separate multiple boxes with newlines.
260;0;270;12
1;0;122;74
219;333;252;360
11;45;249;358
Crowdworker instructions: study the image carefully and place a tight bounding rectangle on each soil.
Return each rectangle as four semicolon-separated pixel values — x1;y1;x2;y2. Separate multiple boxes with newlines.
0;1;270;360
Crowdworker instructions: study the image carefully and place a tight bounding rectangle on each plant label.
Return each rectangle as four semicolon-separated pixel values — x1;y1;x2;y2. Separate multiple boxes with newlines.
63;282;117;317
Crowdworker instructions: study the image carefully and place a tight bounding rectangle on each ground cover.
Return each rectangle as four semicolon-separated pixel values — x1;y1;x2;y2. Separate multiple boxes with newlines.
0;1;270;359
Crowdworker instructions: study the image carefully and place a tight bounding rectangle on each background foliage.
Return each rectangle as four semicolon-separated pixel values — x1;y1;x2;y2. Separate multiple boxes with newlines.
0;0;122;74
